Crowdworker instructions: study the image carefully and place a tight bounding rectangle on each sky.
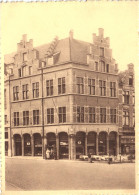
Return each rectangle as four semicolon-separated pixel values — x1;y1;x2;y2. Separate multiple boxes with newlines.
1;2;138;71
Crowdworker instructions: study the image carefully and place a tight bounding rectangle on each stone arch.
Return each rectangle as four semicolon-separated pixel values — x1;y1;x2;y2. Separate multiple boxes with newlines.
14;134;22;156
87;131;97;155
98;131;108;155
109;131;117;156
33;133;42;156
75;131;86;159
23;133;31;156
59;132;69;159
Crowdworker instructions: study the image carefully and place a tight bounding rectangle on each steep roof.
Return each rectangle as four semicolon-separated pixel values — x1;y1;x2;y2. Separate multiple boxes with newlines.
4;37;90;65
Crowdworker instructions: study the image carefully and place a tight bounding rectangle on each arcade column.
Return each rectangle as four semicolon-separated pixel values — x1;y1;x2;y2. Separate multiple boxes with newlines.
31;135;34;156
21;135;24;156
116;133;119;155
96;133;99;155
56;134;59;159
107;133;109;155
69;134;76;160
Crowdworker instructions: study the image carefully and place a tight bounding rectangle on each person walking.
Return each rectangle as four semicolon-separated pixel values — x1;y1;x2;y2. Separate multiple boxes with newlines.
88;153;92;163
46;148;50;159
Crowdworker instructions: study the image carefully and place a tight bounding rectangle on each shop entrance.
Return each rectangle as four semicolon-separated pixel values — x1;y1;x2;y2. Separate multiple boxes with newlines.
34;133;42;156
59;132;68;159
109;132;116;156
76;131;85;159
24;134;31;156
98;132;107;155
47;133;56;149
87;132;96;155
14;134;22;156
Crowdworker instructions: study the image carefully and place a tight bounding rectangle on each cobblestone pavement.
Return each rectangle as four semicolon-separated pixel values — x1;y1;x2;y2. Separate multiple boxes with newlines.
5;158;135;190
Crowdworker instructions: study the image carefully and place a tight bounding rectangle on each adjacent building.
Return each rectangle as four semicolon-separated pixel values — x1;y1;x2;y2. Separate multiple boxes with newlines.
4;29;135;159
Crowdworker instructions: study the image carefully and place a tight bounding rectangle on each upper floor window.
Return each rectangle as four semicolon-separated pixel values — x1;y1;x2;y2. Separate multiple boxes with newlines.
42;61;46;68
33;110;39;125
29;66;32;75
5;115;8;124
23;53;27;61
99;80;106;96
100;108;106;123
46;80;53;96
13;86;19;101
106;64;109;73
88;79;95;95
110;109;116;123
23;111;29;125
123;110;129;126
100;47;104;57
22;84;29;99
110;82;116;97
89;107;95;123
22;66;26;77
129;76;133;86
32;82;39;98
18;68;22;77
123;91;129;104
14;112;19;126
47;108;54;124
95;62;98;71
58;107;66;123
4;89;7;109
77;77;84;94
58;77;65;94
77;106;84;123
101;61;105;72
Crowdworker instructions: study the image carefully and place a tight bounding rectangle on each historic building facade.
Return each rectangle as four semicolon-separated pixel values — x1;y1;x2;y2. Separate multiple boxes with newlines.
4;29;135;159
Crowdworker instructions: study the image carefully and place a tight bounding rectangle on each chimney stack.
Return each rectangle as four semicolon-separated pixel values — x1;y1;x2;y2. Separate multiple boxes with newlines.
69;30;74;40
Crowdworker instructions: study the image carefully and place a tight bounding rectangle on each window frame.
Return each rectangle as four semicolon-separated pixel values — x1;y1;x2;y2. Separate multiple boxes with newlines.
33;110;39;125
77;106;84;123
89;107;95;123
76;77;84;94
47;108;54;124
14;112;19;126
58;107;66;123
23;111;29;126
32;82;39;98
100;108;106;123
88;79;95;95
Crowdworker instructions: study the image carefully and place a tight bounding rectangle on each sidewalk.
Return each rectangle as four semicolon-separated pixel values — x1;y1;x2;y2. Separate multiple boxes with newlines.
5;181;24;191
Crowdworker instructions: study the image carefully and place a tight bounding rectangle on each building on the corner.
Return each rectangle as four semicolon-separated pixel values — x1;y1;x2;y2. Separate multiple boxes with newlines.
4;28;135;159
118;64;135;155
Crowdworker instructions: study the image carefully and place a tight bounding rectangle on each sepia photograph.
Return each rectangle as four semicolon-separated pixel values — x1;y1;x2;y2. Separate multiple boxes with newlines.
1;1;138;194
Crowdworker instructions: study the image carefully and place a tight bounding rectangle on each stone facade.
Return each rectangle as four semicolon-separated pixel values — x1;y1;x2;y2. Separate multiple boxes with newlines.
4;29;135;159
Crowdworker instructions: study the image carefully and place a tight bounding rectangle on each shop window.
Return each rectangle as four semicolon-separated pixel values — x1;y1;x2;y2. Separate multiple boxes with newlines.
123;111;129;126
77;106;84;123
99;80;106;96
23;111;29;125
88;79;95;95
33;110;39;125
58;77;66;94
58;107;66;123
47;108;54;124
14;112;19;126
77;77;84;94
110;82;116;97
13;86;19;101
100;108;106;123
46;80;53;96
22;84;29;99
123;91;129;104
32;82;39;98
110;109;116;123
89;107;95;123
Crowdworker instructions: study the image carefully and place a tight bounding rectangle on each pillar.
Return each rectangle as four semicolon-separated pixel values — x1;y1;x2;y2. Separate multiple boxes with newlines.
96;133;99;155
12;136;15;156
56;134;59;159
85;134;87;155
116;133;119;156
31;135;34;156
22;135;24;156
70;134;75;160
107;133;109;155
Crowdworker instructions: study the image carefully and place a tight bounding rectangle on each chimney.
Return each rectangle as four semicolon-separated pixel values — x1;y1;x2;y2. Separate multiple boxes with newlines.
23;34;27;42
98;28;104;38
69;30;73;40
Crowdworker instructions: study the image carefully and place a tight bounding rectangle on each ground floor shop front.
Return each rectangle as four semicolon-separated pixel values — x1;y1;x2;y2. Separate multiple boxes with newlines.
11;130;121;159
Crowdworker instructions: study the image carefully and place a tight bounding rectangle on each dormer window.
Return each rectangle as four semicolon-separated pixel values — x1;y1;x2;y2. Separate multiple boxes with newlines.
100;47;104;57
48;57;53;66
23;53;27;62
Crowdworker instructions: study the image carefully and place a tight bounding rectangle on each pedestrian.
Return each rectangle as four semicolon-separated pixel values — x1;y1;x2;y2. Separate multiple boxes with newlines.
46;148;50;159
88;153;92;163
